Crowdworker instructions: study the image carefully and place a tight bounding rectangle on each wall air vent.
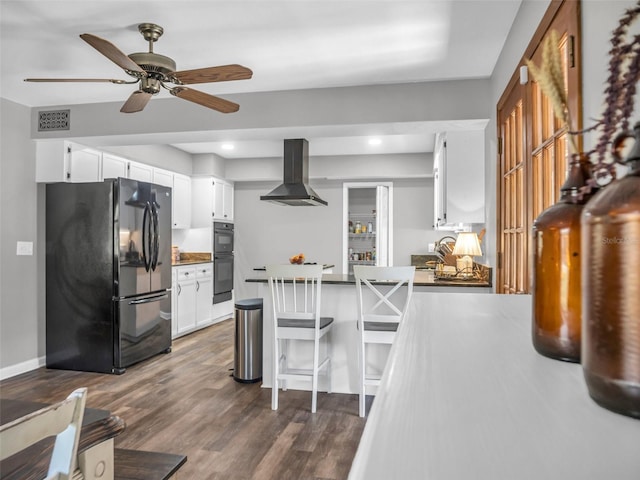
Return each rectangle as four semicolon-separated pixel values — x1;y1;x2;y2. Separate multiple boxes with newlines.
38;110;70;131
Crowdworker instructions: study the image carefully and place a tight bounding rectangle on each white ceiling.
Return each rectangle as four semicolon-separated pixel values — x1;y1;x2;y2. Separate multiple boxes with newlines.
0;1;522;158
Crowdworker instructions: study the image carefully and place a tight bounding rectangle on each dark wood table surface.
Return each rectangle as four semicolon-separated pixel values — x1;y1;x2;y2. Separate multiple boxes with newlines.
0;398;125;480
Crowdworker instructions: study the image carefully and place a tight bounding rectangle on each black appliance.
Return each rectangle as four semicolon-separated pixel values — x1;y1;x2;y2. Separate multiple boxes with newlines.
45;178;172;374
213;221;234;304
259;138;328;206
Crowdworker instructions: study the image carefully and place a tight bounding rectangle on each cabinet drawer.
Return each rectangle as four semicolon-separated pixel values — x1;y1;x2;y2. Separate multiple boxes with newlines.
196;263;213;278
177;267;196;281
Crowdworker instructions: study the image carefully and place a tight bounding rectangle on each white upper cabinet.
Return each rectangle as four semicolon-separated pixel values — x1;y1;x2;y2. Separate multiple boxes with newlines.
36;140;101;183
101;153;128;181
152;167;174;188
433;130;485;229
172;173;192;229
128;161;153;183
222;181;234;221
191;177;215;228
35;142;235;228
191;176;234;227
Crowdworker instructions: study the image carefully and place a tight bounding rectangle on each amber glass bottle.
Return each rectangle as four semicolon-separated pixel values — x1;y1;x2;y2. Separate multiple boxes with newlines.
581;123;640;419
532;154;595;362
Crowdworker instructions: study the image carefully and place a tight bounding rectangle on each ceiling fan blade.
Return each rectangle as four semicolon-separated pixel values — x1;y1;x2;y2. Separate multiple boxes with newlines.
80;33;145;74
24;78;130;84
171;64;253;85
170;87;239;113
120;90;153;113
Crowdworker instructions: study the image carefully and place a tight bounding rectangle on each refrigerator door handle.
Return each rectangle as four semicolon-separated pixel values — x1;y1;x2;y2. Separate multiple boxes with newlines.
128;292;169;305
150;202;160;271
142;202;151;272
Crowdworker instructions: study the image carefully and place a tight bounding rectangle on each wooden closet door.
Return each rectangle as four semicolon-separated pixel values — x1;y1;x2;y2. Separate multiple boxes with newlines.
498;86;527;294
496;0;581;294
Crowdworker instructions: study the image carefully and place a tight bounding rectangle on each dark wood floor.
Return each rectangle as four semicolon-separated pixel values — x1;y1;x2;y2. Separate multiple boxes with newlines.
0;319;368;480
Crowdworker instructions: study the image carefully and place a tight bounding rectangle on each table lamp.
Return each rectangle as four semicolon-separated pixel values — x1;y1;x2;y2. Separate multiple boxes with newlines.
452;232;482;278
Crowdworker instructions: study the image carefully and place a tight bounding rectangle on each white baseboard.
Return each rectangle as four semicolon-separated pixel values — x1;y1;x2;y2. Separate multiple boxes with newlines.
0;356;45;380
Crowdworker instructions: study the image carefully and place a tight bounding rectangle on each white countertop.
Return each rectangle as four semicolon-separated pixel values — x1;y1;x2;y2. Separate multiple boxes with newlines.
349;292;640;480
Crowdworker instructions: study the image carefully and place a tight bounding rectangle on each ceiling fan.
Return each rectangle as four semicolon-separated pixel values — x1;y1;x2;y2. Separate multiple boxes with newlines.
24;23;253;114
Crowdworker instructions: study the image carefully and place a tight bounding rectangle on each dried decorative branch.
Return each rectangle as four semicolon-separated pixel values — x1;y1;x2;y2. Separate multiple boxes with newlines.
528;1;640;189
588;1;640;183
526;30;579;154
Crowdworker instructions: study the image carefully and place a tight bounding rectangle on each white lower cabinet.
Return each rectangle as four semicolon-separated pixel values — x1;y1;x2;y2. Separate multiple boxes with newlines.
171;269;178;337
172;263;215;338
174;266;197;336
195;264;213;326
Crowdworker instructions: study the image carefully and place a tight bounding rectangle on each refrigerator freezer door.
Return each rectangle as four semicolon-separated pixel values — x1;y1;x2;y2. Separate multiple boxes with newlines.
115;291;171;370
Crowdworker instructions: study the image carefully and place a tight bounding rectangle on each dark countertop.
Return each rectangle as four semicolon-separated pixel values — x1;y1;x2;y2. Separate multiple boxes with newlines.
247;271;491;288
253;263;335;271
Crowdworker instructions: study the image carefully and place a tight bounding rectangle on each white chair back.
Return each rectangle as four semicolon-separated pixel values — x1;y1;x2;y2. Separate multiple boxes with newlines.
267;264;324;330
354;265;415;328
0;388;87;480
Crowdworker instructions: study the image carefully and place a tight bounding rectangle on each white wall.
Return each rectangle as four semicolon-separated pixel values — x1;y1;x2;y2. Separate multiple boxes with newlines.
0;98;42;377
581;0;640;148
232;176;438;302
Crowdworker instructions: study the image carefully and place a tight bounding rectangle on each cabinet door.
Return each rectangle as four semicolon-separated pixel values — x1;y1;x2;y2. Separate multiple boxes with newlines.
438;130;485;227
102;153;128;181
128;161;153;183
195;267;213;326
433;133;446;228
176;277;197;334
69;144;101;183
222;181;234;220
171;269;178;337
172;174;192;229
153;168;174;188
35;141;100;183
213;178;224;219
191;177;215;227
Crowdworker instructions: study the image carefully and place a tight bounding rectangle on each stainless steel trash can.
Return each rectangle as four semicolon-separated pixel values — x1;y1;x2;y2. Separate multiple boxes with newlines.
233;298;263;383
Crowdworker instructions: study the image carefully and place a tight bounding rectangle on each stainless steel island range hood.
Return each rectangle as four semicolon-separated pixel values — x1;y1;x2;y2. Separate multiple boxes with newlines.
260;138;328;206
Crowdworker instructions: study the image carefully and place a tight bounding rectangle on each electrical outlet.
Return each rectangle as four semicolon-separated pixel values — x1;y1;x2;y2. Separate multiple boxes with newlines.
16;241;33;256
428;242;435;252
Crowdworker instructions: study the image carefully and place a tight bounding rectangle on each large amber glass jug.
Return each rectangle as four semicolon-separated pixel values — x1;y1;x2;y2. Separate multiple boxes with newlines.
581;122;640;419
532;154;595;362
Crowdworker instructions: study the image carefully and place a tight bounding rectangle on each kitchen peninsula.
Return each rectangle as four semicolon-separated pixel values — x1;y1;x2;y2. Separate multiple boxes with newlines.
349;293;640;479
245;268;492;394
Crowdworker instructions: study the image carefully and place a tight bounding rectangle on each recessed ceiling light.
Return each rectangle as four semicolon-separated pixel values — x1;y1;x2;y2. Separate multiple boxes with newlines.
221;143;235;150
368;138;382;146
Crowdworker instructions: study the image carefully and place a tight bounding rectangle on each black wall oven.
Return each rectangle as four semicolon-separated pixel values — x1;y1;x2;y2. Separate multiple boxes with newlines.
213;222;234;303
213;221;234;254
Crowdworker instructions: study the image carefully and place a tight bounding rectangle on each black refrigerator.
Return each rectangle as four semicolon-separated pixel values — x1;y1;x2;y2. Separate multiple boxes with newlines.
45;178;172;374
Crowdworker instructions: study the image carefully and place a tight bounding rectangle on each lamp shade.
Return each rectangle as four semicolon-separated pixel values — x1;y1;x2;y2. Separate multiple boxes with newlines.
452;232;482;257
